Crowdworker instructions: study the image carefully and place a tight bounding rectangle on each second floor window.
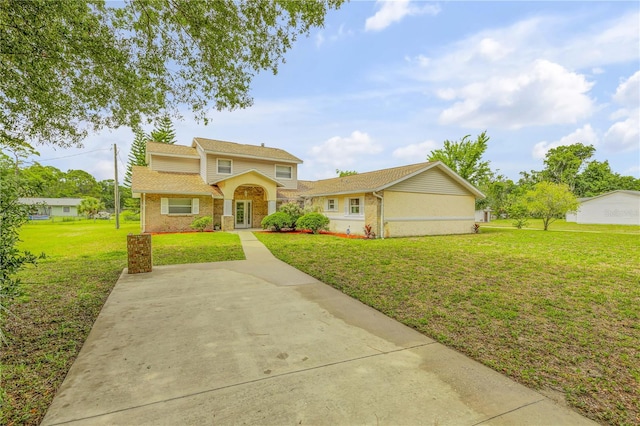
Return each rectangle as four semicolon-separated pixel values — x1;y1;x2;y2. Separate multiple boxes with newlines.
217;159;232;174
276;165;292;179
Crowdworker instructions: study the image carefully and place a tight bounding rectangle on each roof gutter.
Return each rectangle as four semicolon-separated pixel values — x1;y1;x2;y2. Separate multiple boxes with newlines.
373;191;384;239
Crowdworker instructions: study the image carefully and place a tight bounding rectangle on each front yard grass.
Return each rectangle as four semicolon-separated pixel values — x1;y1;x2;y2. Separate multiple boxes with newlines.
1;220;244;425
255;227;640;425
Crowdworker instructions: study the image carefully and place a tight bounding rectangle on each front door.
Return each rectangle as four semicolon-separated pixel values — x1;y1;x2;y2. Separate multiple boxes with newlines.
235;201;252;229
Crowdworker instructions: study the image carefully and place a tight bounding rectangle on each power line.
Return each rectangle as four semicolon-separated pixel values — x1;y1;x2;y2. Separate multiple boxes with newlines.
30;148;112;163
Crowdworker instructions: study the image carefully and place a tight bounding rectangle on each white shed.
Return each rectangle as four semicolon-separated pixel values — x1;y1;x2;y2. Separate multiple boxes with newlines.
566;190;640;225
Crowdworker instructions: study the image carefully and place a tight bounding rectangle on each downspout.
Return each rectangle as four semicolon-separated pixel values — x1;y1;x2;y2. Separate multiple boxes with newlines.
372;191;384;239
141;193;146;233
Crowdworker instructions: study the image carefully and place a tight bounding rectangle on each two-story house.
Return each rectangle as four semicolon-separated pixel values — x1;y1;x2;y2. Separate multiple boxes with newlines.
131;138;302;233
131;137;485;236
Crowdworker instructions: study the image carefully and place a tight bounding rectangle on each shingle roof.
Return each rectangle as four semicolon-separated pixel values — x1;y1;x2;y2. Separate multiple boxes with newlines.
277;180;315;200
193;137;303;163
299;162;437;196
580;190;640;203
147;141;199;157
131;166;222;197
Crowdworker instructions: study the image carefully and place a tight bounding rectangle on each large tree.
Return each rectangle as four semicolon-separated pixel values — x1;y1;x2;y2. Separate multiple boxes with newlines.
540;143;595;192
427;131;492;187
124;128;149;187
1;0;344;148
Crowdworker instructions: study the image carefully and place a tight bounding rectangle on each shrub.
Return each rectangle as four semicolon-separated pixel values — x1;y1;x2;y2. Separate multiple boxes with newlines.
190;216;212;232
278;202;304;228
508;203;529;229
122;210;140;221
296;213;329;234
363;224;376;239
261;212;292;232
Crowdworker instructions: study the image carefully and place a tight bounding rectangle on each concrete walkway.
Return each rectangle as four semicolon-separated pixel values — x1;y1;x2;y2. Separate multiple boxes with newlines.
42;231;595;425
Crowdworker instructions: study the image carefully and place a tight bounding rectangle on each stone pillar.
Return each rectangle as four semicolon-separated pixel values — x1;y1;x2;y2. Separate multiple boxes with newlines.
127;234;152;274
222;215;234;231
268;200;276;215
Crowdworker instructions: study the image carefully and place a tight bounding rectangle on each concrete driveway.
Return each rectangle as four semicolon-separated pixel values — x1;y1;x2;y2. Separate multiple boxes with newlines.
42;232;594;425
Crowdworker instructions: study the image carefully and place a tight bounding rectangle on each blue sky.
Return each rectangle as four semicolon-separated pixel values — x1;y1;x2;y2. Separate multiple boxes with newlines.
30;1;639;183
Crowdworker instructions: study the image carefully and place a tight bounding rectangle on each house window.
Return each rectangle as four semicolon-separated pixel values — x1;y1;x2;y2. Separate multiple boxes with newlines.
275;165;292;179
349;198;361;215
63;206;70;213
326;198;337;211
217;159;232;174
168;198;193;214
161;198;200;215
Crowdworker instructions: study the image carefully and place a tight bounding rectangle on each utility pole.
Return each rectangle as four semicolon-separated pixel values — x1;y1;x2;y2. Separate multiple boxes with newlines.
114;143;120;229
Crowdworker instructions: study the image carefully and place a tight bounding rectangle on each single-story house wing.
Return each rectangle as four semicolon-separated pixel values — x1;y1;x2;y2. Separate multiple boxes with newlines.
566;190;640;225
298;162;485;237
18;197;83;219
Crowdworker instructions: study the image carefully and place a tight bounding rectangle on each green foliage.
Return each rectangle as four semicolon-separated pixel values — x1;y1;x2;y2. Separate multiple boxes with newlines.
1;0;344;147
261;212;292;232
524;182;579;231
507;203;529;229
278;201;304;227
336;169;358;177
149;116;177;145
575;160;640;197
121;210;140;222
190;216;212;232
78;197;105;219
540;143;595;192
0;163;43;340
124;128;149;187
296;212;329;234
428;131;491;186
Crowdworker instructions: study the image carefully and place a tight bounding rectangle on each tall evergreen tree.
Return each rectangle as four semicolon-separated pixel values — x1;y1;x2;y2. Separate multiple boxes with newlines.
124;128;148;187
150;116;177;144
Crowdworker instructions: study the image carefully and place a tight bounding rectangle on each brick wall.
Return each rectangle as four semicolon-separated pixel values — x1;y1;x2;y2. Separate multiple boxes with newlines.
144;194;214;233
127;234;152;274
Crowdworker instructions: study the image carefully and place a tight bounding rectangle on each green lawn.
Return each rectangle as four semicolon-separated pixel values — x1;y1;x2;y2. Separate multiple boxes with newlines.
1;220;244;426
255;227;640;425
486;218;640;234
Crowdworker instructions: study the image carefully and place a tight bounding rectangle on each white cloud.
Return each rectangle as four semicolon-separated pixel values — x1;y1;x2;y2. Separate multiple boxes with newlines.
603;115;639;152
309;131;383;170
392;140;438;162
438;60;595;129
365;0;440;32
478;37;512;61
613;70;640;107
315;32;325;48
532;124;599;160
603;71;640;153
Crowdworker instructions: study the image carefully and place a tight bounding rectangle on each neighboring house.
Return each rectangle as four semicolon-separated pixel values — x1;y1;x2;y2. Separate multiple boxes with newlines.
566;190;640;225
19;197;83;219
131;138;485;236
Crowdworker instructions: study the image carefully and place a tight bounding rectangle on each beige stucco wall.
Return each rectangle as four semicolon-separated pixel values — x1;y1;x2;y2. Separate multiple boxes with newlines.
143;194;215;233
217;171;278;201
383;191;476;237
310;193;368;235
